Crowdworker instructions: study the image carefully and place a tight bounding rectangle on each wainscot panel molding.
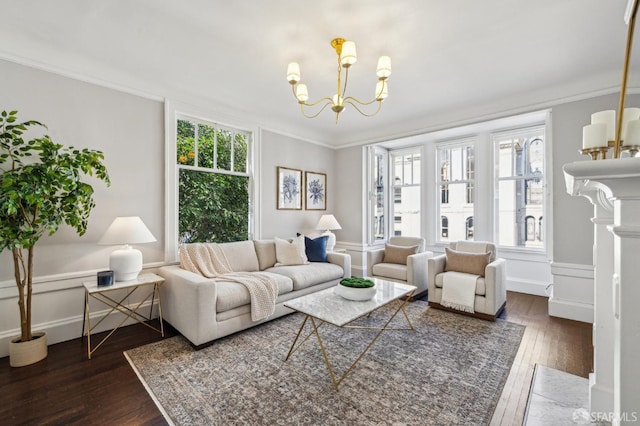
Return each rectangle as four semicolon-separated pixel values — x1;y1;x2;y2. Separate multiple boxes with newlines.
548;262;594;323
0;265;169;358
334;241;367;277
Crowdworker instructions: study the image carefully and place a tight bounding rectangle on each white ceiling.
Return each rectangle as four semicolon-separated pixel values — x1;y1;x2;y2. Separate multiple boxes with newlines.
0;0;636;146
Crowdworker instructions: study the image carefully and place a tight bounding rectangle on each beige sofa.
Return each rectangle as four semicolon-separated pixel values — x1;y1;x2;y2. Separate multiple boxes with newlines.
158;239;351;348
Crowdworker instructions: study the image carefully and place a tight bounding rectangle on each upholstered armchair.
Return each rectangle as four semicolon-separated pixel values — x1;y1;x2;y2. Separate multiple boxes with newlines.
366;236;433;299
428;241;506;320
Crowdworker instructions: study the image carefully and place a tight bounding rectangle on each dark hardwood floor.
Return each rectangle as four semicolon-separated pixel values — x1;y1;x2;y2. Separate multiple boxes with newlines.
1;291;592;426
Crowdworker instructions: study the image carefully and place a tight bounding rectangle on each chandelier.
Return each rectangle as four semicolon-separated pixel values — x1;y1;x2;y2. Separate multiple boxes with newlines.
580;0;640;159
286;38;391;123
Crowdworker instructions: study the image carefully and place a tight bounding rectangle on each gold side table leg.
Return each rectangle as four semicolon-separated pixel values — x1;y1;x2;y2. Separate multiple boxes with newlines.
85;290;91;359
156;284;164;337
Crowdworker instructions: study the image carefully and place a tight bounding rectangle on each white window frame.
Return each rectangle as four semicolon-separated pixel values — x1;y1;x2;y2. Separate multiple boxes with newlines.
165;101;257;262
492;125;546;252
366;145;389;245
390;147;422;238
435;138;476;244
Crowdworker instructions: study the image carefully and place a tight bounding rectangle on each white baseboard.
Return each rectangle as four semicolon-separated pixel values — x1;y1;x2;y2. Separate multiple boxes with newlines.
507;278;550;297
0;299;159;359
548;296;593;323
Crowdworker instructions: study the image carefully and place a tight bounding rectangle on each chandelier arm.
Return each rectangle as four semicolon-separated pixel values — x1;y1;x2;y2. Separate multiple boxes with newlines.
300;101;334;119
344;99;383;117
302;96;335;107
343;96;378;106
342;66;349;98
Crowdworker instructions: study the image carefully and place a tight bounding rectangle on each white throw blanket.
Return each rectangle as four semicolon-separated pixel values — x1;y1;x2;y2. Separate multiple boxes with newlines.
441;271;478;313
180;243;279;322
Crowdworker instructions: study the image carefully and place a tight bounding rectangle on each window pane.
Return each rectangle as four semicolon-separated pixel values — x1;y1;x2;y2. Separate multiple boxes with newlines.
178;169;249;243
451;147;462;181
438;148;450;182
177;119;195;166
439;182;473;241
394;156;403;185
393;185;420;237
412;153;421;184
528;138;544;174
233;133;248;173
197;123;215;169
216;129;232;170
498;142;513;178
374;151;385;241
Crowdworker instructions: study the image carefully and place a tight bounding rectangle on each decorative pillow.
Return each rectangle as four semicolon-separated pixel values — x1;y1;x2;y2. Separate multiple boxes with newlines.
383;244;419;265
274;236;309;266
444;247;491;277
304;235;329;262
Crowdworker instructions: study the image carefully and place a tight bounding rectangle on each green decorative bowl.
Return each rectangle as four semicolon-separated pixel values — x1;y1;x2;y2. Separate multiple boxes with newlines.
336;278;376;301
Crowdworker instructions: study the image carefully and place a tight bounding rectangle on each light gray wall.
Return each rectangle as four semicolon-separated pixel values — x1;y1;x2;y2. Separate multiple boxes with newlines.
259;130;337;239
334;145;365;244
551;93;639;265
0;59;165;281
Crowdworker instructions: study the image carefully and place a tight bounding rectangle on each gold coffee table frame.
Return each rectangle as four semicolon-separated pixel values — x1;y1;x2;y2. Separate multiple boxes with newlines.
284;280;416;391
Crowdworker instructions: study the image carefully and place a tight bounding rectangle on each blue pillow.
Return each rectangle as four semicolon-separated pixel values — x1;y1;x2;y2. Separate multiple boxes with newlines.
304;235;329;262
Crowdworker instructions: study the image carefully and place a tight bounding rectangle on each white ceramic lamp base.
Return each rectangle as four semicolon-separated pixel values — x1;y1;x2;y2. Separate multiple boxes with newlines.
109;245;143;281
322;230;337;251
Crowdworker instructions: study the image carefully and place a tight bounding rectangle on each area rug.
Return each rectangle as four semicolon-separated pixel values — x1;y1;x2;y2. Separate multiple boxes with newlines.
125;301;524;425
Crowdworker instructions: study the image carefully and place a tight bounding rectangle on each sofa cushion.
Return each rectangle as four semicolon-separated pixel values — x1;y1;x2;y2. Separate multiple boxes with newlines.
216;272;294;313
434;272;486;296
275;236;308;266
219;240;260;272
254;239;277;270
266;263;343;290
372;263;407;281
444;248;491;277
384;244;419;265
304;235;328;262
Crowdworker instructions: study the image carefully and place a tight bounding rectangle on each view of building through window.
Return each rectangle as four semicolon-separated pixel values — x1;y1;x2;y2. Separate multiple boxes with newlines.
371;148;387;242
437;141;475;242
392;151;421;237
176;117;251;244
494;127;544;248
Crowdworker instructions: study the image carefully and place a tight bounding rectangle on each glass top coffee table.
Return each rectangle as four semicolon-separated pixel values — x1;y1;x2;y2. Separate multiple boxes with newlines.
284;278;416;390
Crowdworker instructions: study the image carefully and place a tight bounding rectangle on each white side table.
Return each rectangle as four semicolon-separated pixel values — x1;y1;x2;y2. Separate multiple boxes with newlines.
82;272;165;359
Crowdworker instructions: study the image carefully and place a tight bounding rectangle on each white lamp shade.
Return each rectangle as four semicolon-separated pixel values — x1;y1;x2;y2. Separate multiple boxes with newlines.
582;123;608;150
622;107;640;140
591;110;616;141
316;214;342;231
287;62;301;83
296;84;309;102
376;56;392;78
624;119;640;146
340;41;357;66
99;216;156;282
98;216;156;245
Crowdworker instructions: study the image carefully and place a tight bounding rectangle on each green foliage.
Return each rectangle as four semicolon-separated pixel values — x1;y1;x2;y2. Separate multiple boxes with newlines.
0;110;110;342
176;118;250;244
340;277;375;288
178;170;248;243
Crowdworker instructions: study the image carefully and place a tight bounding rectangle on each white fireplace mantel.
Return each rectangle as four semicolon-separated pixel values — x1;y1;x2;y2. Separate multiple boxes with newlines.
564;157;640;425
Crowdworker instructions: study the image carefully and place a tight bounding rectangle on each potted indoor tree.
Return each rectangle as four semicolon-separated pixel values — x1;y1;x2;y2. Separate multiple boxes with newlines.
0;110;110;367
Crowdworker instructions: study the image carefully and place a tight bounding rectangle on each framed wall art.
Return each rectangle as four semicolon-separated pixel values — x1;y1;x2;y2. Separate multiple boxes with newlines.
277;166;303;210
305;171;326;210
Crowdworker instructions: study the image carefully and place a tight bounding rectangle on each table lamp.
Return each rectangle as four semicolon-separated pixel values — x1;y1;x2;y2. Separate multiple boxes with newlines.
98;216;156;281
316;214;342;251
